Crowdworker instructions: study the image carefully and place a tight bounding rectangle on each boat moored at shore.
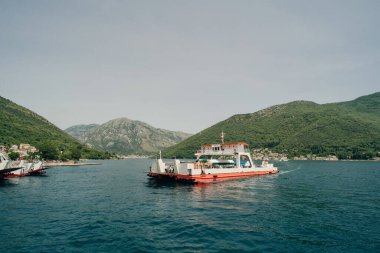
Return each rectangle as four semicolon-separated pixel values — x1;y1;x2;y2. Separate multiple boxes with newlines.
0;152;23;179
0;152;45;179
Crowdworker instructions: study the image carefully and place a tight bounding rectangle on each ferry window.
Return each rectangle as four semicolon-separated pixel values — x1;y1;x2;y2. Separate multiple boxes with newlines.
240;155;251;167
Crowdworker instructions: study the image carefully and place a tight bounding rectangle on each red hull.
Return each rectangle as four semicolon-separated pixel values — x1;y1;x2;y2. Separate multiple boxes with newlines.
28;169;46;176
148;170;278;183
5;169;46;178
5;172;29;178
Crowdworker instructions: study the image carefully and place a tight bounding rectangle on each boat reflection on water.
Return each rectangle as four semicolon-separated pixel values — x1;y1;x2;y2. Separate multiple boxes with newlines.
146;172;278;203
145;173;279;234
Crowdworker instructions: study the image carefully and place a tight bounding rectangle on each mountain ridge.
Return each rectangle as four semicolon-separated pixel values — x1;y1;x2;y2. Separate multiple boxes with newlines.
163;92;380;159
0;96;110;159
65;118;192;155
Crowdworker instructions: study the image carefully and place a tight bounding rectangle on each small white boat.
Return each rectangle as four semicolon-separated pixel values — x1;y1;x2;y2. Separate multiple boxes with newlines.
28;161;46;176
0;152;45;178
0;152;23;179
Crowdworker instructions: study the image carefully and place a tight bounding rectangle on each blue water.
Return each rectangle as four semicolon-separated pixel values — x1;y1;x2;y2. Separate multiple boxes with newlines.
1;160;379;252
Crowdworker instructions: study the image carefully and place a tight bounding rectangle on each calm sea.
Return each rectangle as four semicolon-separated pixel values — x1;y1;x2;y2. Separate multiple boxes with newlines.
1;160;379;252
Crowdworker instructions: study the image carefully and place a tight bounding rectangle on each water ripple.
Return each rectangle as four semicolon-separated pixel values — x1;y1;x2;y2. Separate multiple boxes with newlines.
1;160;379;252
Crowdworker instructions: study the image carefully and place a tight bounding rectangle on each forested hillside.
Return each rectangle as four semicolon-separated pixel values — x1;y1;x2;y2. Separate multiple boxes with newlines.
0;96;111;159
164;92;380;159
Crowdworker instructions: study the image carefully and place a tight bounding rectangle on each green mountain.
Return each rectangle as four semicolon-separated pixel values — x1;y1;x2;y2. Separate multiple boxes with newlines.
0;96;110;159
164;92;380;159
65;118;192;155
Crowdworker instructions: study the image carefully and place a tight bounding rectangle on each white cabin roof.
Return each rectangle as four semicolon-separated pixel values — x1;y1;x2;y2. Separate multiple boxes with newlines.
196;142;249;157
201;142;249;148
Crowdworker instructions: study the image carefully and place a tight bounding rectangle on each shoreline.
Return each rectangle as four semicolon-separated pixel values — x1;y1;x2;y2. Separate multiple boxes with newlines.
44;161;101;167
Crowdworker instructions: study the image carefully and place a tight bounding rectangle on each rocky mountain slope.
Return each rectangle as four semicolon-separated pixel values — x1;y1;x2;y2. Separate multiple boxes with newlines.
65;118;192;155
64;124;99;141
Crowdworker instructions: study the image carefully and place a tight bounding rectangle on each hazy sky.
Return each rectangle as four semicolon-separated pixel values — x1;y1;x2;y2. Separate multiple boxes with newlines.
1;0;379;133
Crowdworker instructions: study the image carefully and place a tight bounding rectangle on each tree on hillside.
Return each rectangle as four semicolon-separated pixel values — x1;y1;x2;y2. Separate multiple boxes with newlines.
71;146;82;160
38;143;59;160
8;152;20;161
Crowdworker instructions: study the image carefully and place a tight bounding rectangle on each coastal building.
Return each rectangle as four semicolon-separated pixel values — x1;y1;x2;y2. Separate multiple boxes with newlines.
19;144;37;153
9;145;18;152
293;155;339;161
29;146;38;153
251;148;288;161
19;144;31;150
6;143;38;159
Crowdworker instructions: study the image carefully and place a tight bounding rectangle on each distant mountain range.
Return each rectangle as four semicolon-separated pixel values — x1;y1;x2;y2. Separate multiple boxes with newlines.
65;118;192;155
3;91;379;160
0;96;109;159
164;92;380;159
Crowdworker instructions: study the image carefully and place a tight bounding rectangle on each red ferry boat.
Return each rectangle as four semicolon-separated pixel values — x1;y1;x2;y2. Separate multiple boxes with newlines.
148;133;278;183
